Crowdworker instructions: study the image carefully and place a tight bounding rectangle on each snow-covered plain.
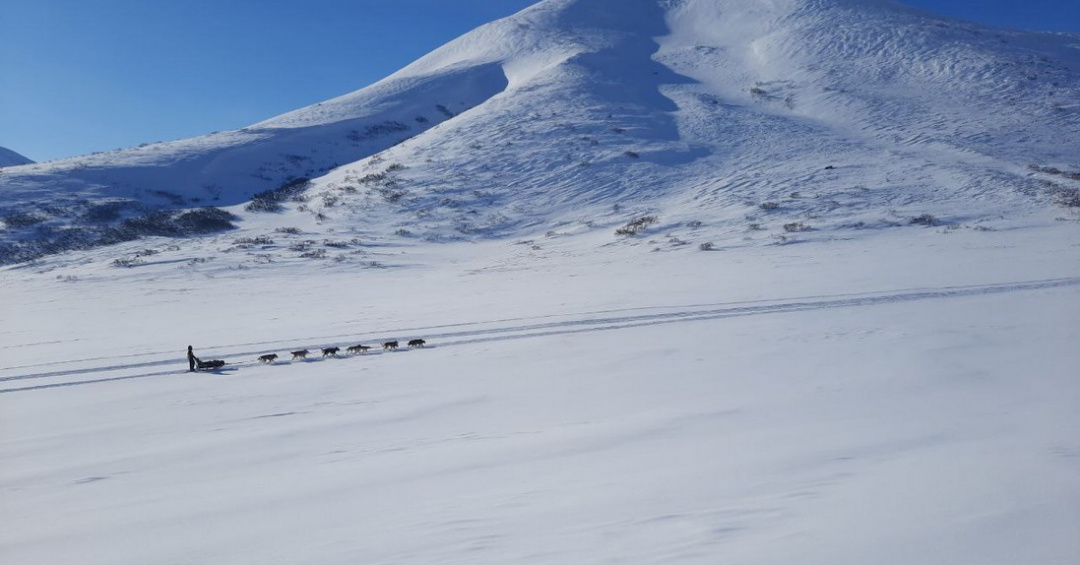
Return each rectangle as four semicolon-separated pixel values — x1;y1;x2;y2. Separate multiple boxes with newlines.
3;0;1080;563
3;224;1079;564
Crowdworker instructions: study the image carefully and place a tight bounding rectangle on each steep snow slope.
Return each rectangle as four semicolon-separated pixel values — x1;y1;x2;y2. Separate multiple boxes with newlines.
0;146;34;167
1;0;1078;265
278;0;1080;247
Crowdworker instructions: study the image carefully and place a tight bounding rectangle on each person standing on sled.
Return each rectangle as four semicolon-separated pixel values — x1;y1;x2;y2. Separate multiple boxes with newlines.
187;345;200;372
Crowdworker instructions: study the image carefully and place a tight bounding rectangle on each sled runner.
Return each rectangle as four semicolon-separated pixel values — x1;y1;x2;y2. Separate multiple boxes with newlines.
196;359;227;371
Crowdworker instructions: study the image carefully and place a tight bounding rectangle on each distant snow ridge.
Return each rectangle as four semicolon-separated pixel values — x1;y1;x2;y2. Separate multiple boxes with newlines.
0;147;33;168
1;0;1078;265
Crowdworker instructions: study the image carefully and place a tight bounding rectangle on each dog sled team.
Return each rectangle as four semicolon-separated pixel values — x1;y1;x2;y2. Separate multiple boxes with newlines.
188;339;427;371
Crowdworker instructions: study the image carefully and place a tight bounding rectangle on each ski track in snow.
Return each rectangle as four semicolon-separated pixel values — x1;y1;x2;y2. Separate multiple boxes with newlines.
3;276;1076;394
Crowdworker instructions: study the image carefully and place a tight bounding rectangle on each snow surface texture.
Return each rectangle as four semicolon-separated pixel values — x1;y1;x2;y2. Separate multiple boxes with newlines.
2;0;1080;563
3;228;1079;565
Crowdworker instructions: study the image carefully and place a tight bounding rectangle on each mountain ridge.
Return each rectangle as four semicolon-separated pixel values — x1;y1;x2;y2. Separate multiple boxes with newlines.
0;146;34;168
1;0;1078;265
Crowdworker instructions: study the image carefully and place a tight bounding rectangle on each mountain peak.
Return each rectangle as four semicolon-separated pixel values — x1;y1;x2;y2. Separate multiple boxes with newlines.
0;0;1077;266
0;146;34;168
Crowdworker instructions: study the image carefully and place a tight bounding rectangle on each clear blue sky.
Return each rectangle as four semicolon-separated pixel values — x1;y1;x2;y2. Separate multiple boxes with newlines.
2;0;1077;162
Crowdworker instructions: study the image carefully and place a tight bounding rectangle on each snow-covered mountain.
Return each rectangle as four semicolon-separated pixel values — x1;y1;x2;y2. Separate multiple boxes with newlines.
2;0;1078;264
0;146;34;168
4;2;1080;564
2;0;1080;265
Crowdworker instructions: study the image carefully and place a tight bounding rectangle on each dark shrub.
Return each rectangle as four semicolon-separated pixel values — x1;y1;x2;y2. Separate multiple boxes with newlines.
2;211;46;229
245;199;284;213
81;201;130;223
123;211;180;236
615;215;658;236
176;208;237;234
246;178;311;212
1055;188;1080;208
910;214;938;226
96;226;140;246
233;236;274;246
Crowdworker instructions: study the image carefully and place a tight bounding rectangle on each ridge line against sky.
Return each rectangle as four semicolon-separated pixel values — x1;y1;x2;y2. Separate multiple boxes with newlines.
1;0;1078;163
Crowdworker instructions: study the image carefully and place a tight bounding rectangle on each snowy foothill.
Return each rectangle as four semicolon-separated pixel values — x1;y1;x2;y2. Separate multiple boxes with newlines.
2;0;1080;563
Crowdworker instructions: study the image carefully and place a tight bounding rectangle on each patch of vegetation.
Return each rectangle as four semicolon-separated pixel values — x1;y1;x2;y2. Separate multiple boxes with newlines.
376;187;408;203
289;240;317;252
111;257;145;268
909;214;938;226
299;249;327;260
121;211;182;236
358;172;387;184
1030;164;1080;181
2;211;46;229
347;121;409;142
233;236;275;246
615;215;658;236
1053;187;1080;208
174;208;238;234
80;201;131;223
246;178;312;212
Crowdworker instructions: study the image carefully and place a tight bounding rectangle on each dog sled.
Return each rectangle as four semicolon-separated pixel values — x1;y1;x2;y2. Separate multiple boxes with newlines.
195;359;227;371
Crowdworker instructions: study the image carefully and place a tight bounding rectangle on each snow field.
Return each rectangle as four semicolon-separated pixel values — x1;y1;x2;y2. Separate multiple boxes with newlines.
3;224;1079;564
